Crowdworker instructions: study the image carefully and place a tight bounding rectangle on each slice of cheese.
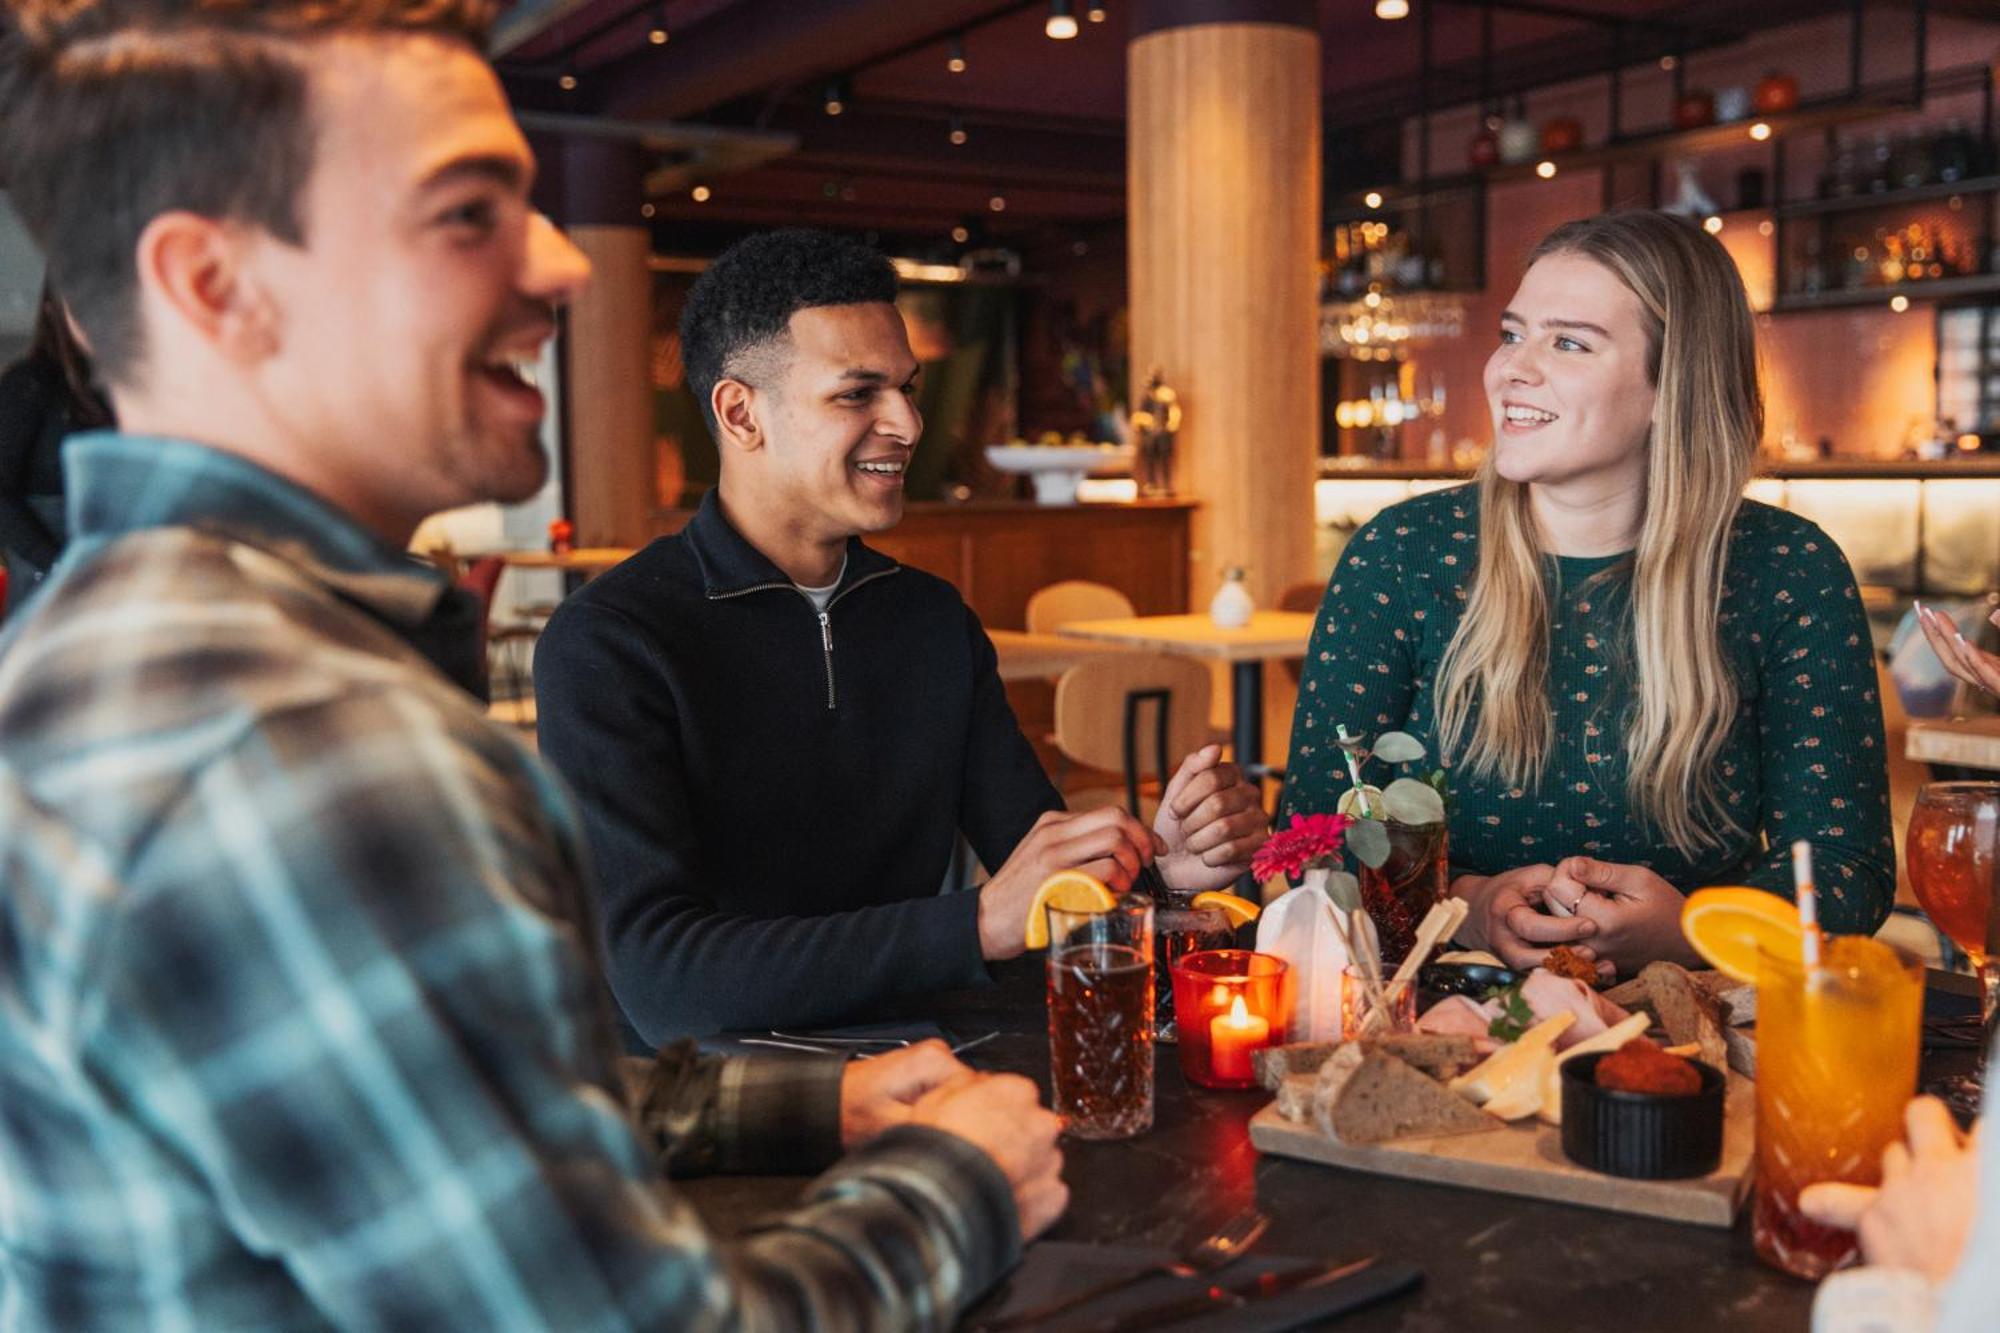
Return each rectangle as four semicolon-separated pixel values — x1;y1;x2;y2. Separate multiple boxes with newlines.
1447;1011;1574;1106
1535;1011;1653;1125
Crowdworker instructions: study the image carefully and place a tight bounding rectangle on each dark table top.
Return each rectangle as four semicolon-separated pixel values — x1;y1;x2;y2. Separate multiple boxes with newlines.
678;958;1981;1332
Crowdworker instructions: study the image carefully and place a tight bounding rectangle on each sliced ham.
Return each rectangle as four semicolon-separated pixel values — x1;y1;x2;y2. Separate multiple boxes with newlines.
1520;969;1632;1051
1416;994;1501;1039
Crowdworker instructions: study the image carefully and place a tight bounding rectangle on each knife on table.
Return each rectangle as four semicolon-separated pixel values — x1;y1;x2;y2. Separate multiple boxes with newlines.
1086;1255;1378;1333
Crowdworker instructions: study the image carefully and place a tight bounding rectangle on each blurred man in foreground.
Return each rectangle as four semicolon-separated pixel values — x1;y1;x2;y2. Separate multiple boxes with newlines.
0;3;1060;1326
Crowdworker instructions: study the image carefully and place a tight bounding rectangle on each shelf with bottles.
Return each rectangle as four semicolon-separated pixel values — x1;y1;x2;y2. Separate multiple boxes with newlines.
1322;356;1457;467
1771;168;1998;311
1769;80;2000;314
1323;185;1484;299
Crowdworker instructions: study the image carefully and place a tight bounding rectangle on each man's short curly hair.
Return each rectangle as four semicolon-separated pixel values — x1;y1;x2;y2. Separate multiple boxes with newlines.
680;229;900;437
0;1;495;385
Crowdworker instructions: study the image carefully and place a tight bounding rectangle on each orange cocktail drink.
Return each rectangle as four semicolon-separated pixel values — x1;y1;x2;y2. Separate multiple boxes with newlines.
1751;936;1922;1279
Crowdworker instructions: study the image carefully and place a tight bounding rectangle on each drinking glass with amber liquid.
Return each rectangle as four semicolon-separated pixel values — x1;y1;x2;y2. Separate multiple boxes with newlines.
1907;780;2000;1112
1752;936;1923;1279
1150;893;1234;1043
1358;819;1448;968
1046;895;1155;1140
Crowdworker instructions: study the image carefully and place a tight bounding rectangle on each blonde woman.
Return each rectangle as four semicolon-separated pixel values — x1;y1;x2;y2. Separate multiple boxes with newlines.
1282;210;1893;977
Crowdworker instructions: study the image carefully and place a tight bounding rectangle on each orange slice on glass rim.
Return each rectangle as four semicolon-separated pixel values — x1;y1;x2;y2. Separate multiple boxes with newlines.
1679;886;1806;985
1023;871;1118;950
1190;890;1261;927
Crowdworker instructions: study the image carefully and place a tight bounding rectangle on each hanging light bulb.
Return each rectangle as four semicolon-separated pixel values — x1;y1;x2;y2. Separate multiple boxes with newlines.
691;184;712;203
947;33;967;73
557;61;579;91
647;3;668;44
988;192;1007;212
951;224;970;244
823;78;848;116
1375;0;1410;18
1086;1;1108;20
1046;0;1079;40
949;115;968;146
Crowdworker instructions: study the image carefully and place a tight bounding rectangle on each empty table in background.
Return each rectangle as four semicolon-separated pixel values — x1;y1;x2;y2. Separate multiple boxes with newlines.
1053;612;1314;781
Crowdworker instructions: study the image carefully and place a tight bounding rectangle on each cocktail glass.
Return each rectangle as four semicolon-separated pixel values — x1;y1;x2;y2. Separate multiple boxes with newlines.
1046;894;1155;1140
1151;893;1235;1043
1906;780;2000;1113
1358;819;1448;968
1751;936;1923;1280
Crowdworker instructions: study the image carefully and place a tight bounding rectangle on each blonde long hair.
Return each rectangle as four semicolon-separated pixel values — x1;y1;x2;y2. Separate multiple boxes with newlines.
1434;211;1762;858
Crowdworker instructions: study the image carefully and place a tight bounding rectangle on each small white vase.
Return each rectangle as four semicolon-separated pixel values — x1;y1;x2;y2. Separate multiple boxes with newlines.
1210;568;1254;628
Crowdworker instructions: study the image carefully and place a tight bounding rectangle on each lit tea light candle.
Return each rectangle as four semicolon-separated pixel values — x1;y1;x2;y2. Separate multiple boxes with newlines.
1209;994;1270;1081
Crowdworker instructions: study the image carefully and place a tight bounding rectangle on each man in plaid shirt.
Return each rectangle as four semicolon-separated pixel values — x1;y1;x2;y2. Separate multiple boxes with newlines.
0;2;1065;1328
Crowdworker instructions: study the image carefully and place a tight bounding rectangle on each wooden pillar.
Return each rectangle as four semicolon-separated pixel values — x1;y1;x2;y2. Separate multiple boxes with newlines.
556;137;656;548
1128;0;1320;611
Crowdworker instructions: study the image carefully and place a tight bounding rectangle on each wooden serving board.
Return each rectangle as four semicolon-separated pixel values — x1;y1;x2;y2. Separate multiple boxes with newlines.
1248;1071;1756;1228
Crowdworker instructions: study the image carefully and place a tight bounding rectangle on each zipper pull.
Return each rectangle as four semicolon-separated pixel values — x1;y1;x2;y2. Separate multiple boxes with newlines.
818;611;832;653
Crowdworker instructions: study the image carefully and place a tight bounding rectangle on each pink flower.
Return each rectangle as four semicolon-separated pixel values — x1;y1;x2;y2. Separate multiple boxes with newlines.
1251;812;1354;884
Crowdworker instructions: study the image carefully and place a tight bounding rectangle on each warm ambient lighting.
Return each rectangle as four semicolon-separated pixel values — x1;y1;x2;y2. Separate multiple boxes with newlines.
988;193;1007;212
1087;1;1108;20
951;224;970;243
1535;160;1557;179
640;202;655;218
1759;219;1775;236
947;33;966;73
1375;0;1410;18
1748;121;1772;141
823;79;847;116
1363;190;1384;209
1959;433;1983;453
949;115;968;146
1890;294;1911;313
690;185;711;203
1046;0;1079;40
1703;215;1724;234
558;70;578;91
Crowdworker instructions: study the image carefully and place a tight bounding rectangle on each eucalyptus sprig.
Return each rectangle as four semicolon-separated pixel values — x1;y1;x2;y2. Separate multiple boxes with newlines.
1333;724;1450;870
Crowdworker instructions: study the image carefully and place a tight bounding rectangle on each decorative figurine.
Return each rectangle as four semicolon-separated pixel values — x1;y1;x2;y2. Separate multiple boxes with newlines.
1129;366;1183;497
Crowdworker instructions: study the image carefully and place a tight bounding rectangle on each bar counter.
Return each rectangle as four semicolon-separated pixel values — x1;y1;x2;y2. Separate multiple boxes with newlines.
676;960;1981;1331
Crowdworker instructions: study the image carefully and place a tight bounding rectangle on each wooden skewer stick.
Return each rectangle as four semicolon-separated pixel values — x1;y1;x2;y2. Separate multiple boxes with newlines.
1357;898;1468;1036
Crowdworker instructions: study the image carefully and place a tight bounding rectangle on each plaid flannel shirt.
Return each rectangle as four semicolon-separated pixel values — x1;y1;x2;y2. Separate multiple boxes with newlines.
0;434;1018;1331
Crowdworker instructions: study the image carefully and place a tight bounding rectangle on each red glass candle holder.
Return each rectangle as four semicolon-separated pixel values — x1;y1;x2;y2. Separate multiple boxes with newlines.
1169;950;1289;1089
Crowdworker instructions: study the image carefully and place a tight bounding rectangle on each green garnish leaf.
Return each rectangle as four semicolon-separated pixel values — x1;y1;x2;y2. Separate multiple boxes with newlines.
1482;981;1533;1043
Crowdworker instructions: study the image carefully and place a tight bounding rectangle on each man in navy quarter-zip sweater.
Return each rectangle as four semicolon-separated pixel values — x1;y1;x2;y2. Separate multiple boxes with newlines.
536;230;1269;1043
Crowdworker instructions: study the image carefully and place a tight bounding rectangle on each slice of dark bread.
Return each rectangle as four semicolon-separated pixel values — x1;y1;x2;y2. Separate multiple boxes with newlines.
1639;961;1728;1071
1275;1072;1319;1122
1253;1042;1339;1091
1309;1044;1497;1145
1363;1032;1484;1082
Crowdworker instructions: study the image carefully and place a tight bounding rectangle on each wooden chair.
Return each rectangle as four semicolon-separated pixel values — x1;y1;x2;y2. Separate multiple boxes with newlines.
1026;580;1135;633
1053;652;1213;819
1277;579;1323;686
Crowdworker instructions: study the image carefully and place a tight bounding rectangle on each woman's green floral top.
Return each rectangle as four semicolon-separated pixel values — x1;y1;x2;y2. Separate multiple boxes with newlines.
1281;486;1895;935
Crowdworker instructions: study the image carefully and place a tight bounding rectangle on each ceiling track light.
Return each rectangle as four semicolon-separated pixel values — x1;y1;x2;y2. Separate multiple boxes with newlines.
947;33;967;73
1046;0;1079;40
822;77;848;116
949;114;968;146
